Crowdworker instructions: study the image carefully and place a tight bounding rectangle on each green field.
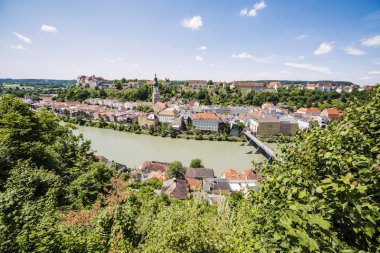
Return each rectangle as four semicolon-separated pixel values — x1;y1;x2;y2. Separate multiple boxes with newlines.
3;83;35;90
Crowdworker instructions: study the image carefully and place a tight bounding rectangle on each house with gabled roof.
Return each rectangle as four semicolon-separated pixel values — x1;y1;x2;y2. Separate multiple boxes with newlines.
161;178;189;199
321;108;341;121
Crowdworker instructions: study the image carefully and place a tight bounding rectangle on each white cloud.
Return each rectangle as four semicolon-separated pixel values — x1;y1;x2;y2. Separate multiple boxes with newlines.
104;57;123;63
208;64;214;68
41;24;57;33
131;63;139;67
10;44;26;50
181;16;203;30
198;46;207;51
285;62;331;74
298;55;305;60
12;32;31;43
314;42;334;55
240;1;266;17
104;58;115;63
232;52;252;59
195;55;203;62
342;47;366;56
178;64;183;68
357;76;371;80
232;52;276;63
374;58;380;65
361;35;380;46
296;34;307;40
369;71;380;74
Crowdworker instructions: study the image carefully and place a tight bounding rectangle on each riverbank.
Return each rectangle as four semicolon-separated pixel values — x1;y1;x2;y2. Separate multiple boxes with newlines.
61;116;246;142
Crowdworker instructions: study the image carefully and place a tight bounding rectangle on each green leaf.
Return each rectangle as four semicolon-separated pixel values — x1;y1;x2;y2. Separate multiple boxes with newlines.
298;189;307;199
308;214;331;230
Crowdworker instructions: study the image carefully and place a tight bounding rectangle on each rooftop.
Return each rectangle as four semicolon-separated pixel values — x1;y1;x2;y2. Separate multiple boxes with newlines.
192;112;218;121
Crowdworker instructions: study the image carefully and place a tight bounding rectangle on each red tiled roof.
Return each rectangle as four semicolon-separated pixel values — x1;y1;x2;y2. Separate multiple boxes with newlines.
186;178;202;191
242;169;261;180
158;108;179;116
223;169;242;180
324;108;340;115
317;82;332;87
192;112;218;121
306;108;321;114
268;81;281;86
234;82;265;87
140;161;169;172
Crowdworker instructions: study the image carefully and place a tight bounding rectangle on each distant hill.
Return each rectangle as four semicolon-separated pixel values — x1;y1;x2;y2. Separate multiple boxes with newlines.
0;78;75;88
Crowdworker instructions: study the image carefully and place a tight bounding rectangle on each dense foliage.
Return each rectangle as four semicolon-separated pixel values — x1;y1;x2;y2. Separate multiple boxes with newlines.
56;84;373;110
0;78;74;88
0;84;379;252
0;95;112;252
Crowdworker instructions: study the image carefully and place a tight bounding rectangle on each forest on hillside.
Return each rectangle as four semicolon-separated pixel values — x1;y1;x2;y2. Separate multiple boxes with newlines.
0;85;379;252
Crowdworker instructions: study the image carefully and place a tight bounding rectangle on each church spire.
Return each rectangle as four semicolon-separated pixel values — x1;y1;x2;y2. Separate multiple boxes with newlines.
154;73;158;87
152;74;160;106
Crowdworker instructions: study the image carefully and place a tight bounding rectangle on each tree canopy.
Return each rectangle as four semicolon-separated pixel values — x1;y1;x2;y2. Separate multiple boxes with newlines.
166;161;186;179
190;158;205;168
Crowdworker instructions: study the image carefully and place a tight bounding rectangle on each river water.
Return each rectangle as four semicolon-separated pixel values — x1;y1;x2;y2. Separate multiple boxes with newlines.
76;126;278;176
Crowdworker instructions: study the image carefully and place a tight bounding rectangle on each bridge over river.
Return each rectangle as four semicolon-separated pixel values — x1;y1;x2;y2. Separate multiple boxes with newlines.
244;131;278;162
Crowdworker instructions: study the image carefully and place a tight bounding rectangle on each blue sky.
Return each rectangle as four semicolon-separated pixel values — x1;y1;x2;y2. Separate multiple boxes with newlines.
1;0;380;85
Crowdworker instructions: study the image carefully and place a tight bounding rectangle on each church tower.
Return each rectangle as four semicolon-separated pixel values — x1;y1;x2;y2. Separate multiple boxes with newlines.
152;74;160;106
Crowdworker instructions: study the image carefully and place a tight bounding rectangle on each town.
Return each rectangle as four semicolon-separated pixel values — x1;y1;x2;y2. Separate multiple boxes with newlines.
17;74;374;202
24;74;373;142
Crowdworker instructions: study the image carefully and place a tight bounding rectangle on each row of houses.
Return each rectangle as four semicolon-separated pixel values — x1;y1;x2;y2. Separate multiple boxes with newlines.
34;96;342;137
133;161;261;201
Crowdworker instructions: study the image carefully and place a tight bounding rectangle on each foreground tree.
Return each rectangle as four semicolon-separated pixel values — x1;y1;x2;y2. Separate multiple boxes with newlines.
250;85;380;252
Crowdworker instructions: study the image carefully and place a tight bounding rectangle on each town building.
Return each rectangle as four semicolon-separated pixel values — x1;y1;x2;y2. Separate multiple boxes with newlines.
77;75;108;89
296;108;321;116
187;80;208;89
248;116;280;137
359;85;372;92
231;82;266;90
222;168;260;180
154;101;167;112
267;81;282;90
191;112;220;132
321;108;341;121
306;82;332;91
228;180;260;192
172;116;184;130
138;113;158;128
279;116;298;136
161;178;189;199
157;108;180;124
186;168;215;180
202;178;231;195
298;118;312;131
